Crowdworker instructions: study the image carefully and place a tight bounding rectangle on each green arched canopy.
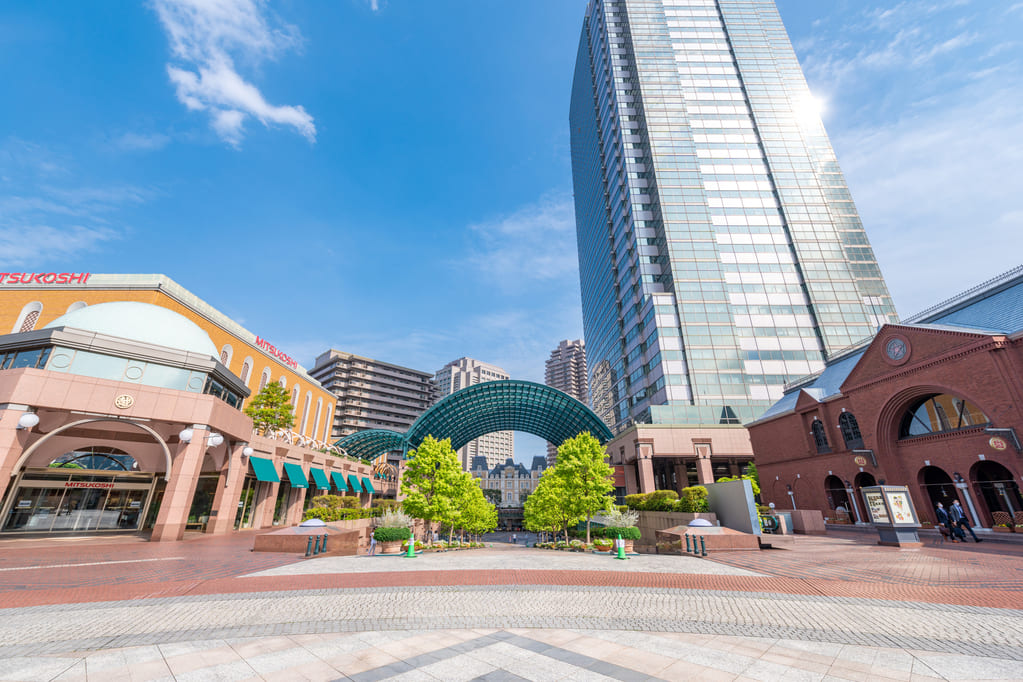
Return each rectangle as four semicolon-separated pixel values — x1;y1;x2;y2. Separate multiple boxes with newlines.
333;380;613;461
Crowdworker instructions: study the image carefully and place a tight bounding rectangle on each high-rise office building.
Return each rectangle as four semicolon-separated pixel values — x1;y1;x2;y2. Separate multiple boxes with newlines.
310;350;436;440
544;339;589;465
570;0;898;438
434;357;514;470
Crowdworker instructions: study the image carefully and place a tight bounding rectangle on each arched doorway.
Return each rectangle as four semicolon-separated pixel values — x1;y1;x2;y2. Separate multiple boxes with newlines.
853;472;876;517
918;466;957;521
972;460;1023;524
824;475;851;521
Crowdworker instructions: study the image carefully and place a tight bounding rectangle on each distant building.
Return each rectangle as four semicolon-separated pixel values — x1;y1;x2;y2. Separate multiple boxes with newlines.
544;339;588;465
309;350;435;440
435;357;514;470
471;455;547;530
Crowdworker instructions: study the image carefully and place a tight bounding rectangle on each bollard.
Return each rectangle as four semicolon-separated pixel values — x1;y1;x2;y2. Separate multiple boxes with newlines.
685;534;691;554
700;536;707;557
615;534;629;560
321;534;328;554
313;535;322;555
305;536;314;557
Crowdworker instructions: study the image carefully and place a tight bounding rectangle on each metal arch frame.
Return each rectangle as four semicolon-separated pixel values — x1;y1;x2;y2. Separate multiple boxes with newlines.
333;429;409;462
406;380;613;452
11;418;174;482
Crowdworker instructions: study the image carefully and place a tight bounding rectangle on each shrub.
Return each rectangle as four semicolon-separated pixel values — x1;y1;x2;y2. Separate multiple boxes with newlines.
678;486;709;513
602;526;640;540
374;508;414;529
372;499;401;512
373;526;411;541
303;507;374;522
624;493;648;509
601;508;639;529
593;538;613;551
308;495;339;509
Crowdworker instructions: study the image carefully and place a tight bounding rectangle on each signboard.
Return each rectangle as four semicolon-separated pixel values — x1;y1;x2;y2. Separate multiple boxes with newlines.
17;500;31;508
863;489;889;524
989;437;1008;451
885;490;916;524
255;336;299;369
0;273;91;284
64;481;115;489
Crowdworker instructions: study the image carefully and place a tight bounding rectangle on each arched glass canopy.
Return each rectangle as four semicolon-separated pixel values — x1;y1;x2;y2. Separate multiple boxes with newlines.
333;380;613;461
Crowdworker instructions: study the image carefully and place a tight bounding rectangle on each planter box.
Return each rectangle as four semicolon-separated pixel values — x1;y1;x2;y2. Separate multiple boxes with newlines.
993;526;1012;533
378;540;403;554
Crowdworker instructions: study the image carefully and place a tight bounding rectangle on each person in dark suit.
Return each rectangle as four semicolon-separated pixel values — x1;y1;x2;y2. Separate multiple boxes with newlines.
949;500;981;542
935;502;958;542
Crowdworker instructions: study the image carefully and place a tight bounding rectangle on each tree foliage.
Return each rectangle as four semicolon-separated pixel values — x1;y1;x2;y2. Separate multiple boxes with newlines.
244;382;295;434
523;468;580;542
554;432;615;542
400;435;462;541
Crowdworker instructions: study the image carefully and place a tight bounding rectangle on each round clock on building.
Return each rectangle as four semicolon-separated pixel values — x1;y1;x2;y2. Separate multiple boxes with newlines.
883;336;910;365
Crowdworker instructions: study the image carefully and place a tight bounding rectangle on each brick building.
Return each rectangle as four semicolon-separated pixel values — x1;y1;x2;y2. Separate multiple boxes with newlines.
747;268;1023;529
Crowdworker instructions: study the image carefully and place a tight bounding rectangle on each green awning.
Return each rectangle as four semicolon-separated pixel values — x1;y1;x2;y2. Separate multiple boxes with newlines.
361;477;376;494
283;462;308;488
310;468;330;491
347;474;364;493
331;471;348;492
249;456;279;483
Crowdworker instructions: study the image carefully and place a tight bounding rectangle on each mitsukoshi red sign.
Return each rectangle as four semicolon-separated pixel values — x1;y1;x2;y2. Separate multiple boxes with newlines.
0;273;91;284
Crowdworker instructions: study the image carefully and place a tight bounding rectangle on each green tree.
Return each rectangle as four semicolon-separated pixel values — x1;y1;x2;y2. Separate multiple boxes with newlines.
400;435;462;543
244;382;295;434
554;432;615;543
523;468;580;543
481;488;502;505
459;482;498;542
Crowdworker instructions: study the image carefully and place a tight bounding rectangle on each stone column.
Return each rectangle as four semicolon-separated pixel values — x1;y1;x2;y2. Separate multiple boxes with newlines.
694;442;714;485
624;461;638;495
151;427;209;542
206;442;249;535
254;480;280;529
0;408;31;507
286;486;307;526
636;442;655;493
674;463;688;493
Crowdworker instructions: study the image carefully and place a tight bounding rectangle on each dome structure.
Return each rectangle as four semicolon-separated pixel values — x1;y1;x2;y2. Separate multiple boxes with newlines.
45;301;219;358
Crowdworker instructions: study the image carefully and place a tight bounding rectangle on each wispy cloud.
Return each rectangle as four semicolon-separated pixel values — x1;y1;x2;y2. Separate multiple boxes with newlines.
464;193;579;292
152;0;315;147
113;132;171;152
0;139;148;266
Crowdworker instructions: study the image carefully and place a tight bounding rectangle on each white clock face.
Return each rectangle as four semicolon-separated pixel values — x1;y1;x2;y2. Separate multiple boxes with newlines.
885;338;907;361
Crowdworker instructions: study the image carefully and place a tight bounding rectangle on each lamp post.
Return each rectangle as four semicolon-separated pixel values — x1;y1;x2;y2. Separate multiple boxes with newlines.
953;471;984;528
786;484;796;510
844;479;863;524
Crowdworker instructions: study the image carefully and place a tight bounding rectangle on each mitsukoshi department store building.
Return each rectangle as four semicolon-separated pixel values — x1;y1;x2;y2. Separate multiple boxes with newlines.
0;273;387;541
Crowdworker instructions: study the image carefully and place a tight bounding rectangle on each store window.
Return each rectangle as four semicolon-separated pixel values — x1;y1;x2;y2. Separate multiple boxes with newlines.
899;394;989;438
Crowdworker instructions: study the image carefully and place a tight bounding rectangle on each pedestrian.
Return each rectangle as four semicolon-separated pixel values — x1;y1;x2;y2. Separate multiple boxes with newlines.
511;532;517;545
949;499;981;543
368;534;376;556
935;502;957;542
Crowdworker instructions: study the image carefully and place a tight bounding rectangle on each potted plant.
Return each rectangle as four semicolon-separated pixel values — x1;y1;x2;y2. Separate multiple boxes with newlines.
593;538;614;553
372;509;414;554
600;508;641;553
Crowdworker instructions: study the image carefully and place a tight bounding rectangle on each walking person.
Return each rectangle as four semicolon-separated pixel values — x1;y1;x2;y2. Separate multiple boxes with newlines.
511;532;517;545
935;502;957;542
368;534;377;556
950;499;982;542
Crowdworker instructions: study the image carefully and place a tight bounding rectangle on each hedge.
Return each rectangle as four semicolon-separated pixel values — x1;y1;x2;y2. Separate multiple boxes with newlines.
302;507;376;522
373;526;411;541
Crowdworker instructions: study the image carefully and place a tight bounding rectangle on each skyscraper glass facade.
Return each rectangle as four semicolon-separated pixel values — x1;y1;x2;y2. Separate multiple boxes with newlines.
570;0;897;434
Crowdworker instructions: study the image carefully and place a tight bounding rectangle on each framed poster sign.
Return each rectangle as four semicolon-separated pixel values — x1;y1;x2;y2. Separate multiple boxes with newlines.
863;489;889;524
885;490;917;525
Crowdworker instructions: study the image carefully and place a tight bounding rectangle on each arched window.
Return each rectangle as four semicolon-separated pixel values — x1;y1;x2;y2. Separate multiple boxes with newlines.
14;302;43;333
811;419;830;454
219;344;233;367
312;398;323;440
65;301;87;314
322;404;334;442
49;446;138;471
239;357;252;384
838;412;863;449
291;386;300;407
300;391;312;434
899;394;989;439
258;368;271;392
278;376;287;388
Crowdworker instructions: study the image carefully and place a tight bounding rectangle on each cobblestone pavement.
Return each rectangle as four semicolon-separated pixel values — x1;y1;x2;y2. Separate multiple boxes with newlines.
3;533;1023;679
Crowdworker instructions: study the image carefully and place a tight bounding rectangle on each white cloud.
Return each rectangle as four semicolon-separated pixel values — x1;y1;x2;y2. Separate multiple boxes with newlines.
465;193;579;292
153;0;315;146
0;226;118;265
114;132;171;151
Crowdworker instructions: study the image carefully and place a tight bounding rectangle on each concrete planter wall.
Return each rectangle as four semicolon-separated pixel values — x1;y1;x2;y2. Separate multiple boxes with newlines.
636;511;718;550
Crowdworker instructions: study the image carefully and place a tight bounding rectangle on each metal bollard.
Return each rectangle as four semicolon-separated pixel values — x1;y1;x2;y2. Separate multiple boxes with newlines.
700;536;707;557
313;535;322;555
320;534;328;554
305;536;314;557
685;534;691;554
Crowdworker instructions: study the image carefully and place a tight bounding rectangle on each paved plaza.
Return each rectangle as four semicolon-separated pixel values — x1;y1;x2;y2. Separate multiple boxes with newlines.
1;531;1022;680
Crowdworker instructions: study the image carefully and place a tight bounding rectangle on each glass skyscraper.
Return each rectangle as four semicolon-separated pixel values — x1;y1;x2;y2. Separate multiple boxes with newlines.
570;0;898;435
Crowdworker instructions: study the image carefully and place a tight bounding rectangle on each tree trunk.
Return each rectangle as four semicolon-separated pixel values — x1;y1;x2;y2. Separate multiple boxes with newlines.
586;515;591;544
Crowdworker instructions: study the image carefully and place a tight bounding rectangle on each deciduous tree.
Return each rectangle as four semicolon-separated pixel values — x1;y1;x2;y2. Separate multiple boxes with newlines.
244;382;295;434
554;432;614;543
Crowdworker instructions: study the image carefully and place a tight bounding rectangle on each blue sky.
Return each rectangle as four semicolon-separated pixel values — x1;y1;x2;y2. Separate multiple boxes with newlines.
2;1;1021;460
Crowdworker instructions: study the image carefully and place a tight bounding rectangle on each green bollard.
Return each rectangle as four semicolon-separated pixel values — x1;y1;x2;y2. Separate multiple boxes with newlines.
700;536;707;557
615;534;629;560
305;536;313;557
405;534;416;558
685;534;691;554
313;535;322;555
321;534;328;554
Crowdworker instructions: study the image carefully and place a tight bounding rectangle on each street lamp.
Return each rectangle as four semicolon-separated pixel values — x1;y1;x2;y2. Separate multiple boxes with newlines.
786;484;796;510
16;412;40;430
843;478;863;524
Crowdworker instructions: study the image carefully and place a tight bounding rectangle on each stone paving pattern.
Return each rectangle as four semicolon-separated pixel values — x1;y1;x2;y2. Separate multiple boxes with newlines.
1;531;1022;680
